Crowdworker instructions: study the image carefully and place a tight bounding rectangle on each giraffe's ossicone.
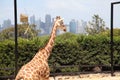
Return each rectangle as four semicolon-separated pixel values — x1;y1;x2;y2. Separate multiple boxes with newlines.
15;16;66;80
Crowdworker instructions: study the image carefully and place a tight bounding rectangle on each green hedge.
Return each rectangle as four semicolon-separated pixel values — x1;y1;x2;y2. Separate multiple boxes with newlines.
0;33;120;76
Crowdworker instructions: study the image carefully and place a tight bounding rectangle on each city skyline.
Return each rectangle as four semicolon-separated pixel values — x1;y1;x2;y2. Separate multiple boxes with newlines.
1;0;120;28
0;14;87;35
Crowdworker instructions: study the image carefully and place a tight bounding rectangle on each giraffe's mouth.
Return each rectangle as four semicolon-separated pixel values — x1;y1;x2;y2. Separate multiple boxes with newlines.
64;28;66;32
62;25;66;32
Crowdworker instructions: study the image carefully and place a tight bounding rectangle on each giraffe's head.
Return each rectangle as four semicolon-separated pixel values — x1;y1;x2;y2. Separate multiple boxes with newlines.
55;16;66;32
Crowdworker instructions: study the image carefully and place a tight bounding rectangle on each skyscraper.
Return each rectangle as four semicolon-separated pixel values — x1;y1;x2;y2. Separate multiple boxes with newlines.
76;20;87;34
30;15;35;24
35;18;41;36
69;19;77;33
2;19;12;29
45;14;52;34
40;21;45;35
66;25;70;32
35;19;41;30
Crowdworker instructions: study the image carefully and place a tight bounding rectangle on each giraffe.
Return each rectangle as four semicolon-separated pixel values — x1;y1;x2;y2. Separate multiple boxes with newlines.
15;16;66;80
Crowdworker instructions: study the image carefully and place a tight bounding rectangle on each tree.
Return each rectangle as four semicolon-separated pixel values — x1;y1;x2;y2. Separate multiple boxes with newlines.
0;24;39;41
100;28;120;37
86;14;106;35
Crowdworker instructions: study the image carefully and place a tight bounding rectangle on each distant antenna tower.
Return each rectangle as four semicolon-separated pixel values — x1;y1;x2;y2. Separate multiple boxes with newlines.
20;14;35;38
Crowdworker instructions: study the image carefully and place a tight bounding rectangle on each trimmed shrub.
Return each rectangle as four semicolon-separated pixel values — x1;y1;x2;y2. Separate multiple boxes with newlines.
0;33;120;75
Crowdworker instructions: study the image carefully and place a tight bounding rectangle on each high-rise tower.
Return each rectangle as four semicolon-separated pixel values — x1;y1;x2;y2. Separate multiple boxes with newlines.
69;19;77;33
45;14;52;34
30;15;35;25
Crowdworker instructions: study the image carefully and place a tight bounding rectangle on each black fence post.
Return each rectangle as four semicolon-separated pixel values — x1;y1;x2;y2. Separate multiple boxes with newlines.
14;0;18;77
110;1;120;76
110;2;114;76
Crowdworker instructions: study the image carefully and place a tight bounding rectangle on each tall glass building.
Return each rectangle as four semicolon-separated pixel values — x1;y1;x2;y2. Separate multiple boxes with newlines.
30;15;35;24
69;19;77;33
45;14;52;34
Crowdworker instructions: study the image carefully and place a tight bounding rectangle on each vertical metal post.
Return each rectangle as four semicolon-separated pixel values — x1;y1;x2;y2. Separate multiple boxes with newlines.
14;0;18;76
110;3;114;76
110;1;120;76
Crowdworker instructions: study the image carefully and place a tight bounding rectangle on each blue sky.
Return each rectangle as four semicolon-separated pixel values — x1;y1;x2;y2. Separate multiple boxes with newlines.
0;0;120;28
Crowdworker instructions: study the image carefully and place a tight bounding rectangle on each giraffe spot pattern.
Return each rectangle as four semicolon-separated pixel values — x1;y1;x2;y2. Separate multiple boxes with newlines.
15;16;66;80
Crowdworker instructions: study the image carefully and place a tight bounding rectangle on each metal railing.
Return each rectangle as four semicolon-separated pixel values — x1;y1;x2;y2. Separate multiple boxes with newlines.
0;65;120;79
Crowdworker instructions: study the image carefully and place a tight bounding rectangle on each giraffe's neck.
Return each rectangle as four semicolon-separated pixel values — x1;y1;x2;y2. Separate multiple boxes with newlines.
45;23;57;55
33;23;57;61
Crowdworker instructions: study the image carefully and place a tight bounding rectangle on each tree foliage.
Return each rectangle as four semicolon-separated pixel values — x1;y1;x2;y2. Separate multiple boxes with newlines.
100;28;120;37
0;24;39;41
86;14;106;35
